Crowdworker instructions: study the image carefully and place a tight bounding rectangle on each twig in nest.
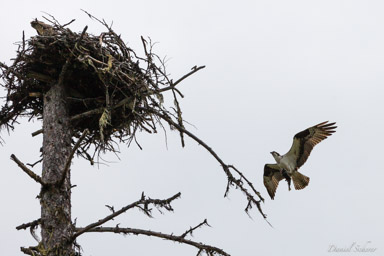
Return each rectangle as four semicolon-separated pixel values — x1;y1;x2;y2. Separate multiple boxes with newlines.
62;19;76;28
57;25;88;87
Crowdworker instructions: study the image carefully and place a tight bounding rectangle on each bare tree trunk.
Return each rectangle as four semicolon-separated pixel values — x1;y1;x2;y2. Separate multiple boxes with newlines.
41;83;74;255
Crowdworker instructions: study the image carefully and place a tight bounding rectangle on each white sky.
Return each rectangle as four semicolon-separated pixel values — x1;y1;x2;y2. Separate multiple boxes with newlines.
1;1;383;255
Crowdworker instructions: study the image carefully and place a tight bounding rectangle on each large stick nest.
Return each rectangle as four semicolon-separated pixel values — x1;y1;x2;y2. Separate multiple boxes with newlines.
0;15;203;162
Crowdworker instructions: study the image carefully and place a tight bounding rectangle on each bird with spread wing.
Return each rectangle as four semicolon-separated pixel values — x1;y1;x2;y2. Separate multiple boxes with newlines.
263;121;337;199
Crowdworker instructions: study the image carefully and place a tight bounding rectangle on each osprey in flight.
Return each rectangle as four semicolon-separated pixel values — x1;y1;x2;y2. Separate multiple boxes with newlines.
263;121;337;199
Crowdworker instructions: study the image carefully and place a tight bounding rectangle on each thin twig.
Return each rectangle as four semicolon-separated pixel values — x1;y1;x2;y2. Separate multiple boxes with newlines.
158;65;206;93
180;219;210;238
10;154;44;185
173;65;206;87
74;226;230;256
228;165;264;203
62;19;76;28
27;158;43;168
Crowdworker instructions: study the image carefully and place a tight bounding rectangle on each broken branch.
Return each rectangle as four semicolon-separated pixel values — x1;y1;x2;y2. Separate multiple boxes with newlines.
10;154;44;185
31;129;43;137
16;218;41;230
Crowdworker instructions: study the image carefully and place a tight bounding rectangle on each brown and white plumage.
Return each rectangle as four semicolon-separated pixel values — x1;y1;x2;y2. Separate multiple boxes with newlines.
288;121;337;168
263;121;337;200
263;164;284;200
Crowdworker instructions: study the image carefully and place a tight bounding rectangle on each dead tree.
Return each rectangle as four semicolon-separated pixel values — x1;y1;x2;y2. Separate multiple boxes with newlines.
0;13;267;256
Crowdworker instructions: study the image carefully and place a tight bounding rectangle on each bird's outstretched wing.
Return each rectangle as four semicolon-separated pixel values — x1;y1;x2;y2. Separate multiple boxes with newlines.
263;164;284;200
286;121;337;168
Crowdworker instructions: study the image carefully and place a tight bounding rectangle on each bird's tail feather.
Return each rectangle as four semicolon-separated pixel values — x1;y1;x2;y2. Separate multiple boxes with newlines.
292;171;310;190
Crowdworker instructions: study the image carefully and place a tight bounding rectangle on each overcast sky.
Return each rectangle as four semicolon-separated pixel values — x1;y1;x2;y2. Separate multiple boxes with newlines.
1;1;383;255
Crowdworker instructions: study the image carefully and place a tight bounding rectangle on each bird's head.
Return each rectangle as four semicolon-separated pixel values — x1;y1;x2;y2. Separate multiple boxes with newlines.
270;151;281;163
270;151;280;157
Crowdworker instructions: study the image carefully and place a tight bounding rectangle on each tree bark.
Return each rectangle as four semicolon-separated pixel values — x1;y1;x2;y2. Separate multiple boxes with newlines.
41;83;74;255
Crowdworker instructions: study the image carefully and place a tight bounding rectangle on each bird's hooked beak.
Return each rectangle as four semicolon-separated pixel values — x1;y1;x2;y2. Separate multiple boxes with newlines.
270;151;278;157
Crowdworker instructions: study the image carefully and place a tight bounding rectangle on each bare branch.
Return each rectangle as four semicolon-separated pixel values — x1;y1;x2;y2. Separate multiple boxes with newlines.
172;65;206;87
71;192;181;241
158;65;206;93
180;219;210;238
16;218;41;230
10;154;44;185
74;226;230;256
